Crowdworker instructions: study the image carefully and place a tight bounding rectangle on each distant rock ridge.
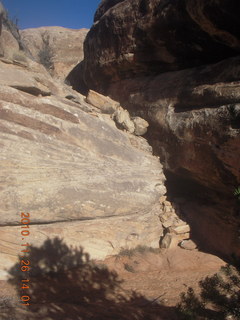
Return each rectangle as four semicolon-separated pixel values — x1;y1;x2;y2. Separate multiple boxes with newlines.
0;0;88;79
20;26;88;79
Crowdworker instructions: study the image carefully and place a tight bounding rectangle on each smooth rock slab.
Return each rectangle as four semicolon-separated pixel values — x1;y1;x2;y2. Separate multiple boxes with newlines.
0;61;51;95
0;205;162;279
0;55;166;279
0;85;165;225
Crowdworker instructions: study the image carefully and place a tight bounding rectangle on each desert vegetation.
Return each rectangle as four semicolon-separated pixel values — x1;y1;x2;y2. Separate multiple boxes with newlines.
5;238;176;320
177;264;240;319
38;32;53;70
117;245;160;258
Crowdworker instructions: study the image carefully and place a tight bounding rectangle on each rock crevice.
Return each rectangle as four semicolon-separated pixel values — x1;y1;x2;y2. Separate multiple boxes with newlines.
69;0;240;259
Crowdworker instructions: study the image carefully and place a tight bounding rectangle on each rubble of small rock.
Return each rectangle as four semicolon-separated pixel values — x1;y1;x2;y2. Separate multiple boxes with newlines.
159;196;196;250
86;89;149;136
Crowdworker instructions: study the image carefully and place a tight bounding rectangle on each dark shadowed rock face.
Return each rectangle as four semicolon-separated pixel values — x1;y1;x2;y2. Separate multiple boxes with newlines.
70;0;240;92
93;0;126;22
69;0;240;259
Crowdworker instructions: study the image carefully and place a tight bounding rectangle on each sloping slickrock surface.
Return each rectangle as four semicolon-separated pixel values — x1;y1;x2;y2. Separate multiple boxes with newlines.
0;57;166;278
20;26;88;78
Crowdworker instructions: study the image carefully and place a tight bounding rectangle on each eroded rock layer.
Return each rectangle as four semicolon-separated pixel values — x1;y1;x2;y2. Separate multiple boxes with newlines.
0;18;167;277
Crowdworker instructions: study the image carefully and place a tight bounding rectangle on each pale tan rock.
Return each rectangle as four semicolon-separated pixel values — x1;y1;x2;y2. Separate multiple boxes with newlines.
128;135;153;153
160;233;172;249
172;224;190;234
163;200;172;207
172;218;186;227
179;239;197;250
0;29;19;59
172;233;190;247
132;116;149;136
113;106;135;133
160;232;190;249
0;60;51;96
20;26;88;79
0;84;164;225
159;213;170;223
86;89;120;113
154;183;166;194
162;218;175;228
0;205;162;279
159;196;167;203
0;23;169;278
0;57;167;279
163;206;173;214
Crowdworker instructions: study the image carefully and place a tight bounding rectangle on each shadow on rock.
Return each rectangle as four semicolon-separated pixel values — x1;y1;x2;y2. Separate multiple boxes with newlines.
6;237;177;320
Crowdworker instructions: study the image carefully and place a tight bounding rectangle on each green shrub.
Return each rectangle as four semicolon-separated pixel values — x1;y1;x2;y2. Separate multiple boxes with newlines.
234;186;240;201
178;264;240;319
38;32;53;70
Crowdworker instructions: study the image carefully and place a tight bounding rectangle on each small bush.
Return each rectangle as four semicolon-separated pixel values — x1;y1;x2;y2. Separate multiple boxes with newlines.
2;8;25;51
118;245;159;257
234;186;240;201
178;264;240;320
12;51;27;62
38;31;53;70
124;263;135;273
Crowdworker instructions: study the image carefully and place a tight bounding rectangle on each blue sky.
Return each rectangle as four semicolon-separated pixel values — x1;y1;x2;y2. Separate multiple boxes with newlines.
2;0;101;29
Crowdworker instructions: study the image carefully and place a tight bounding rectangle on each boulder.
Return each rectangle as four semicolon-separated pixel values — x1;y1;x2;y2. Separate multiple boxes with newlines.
86;89;120;113
172;224;191;235
113;106;135;133
132;116;149;136
179;239;197;250
160;233;172;249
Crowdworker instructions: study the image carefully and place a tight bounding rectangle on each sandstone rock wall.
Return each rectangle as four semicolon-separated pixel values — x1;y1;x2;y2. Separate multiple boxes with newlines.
69;0;240;259
70;0;240;92
20;26;88;79
0;49;167;278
